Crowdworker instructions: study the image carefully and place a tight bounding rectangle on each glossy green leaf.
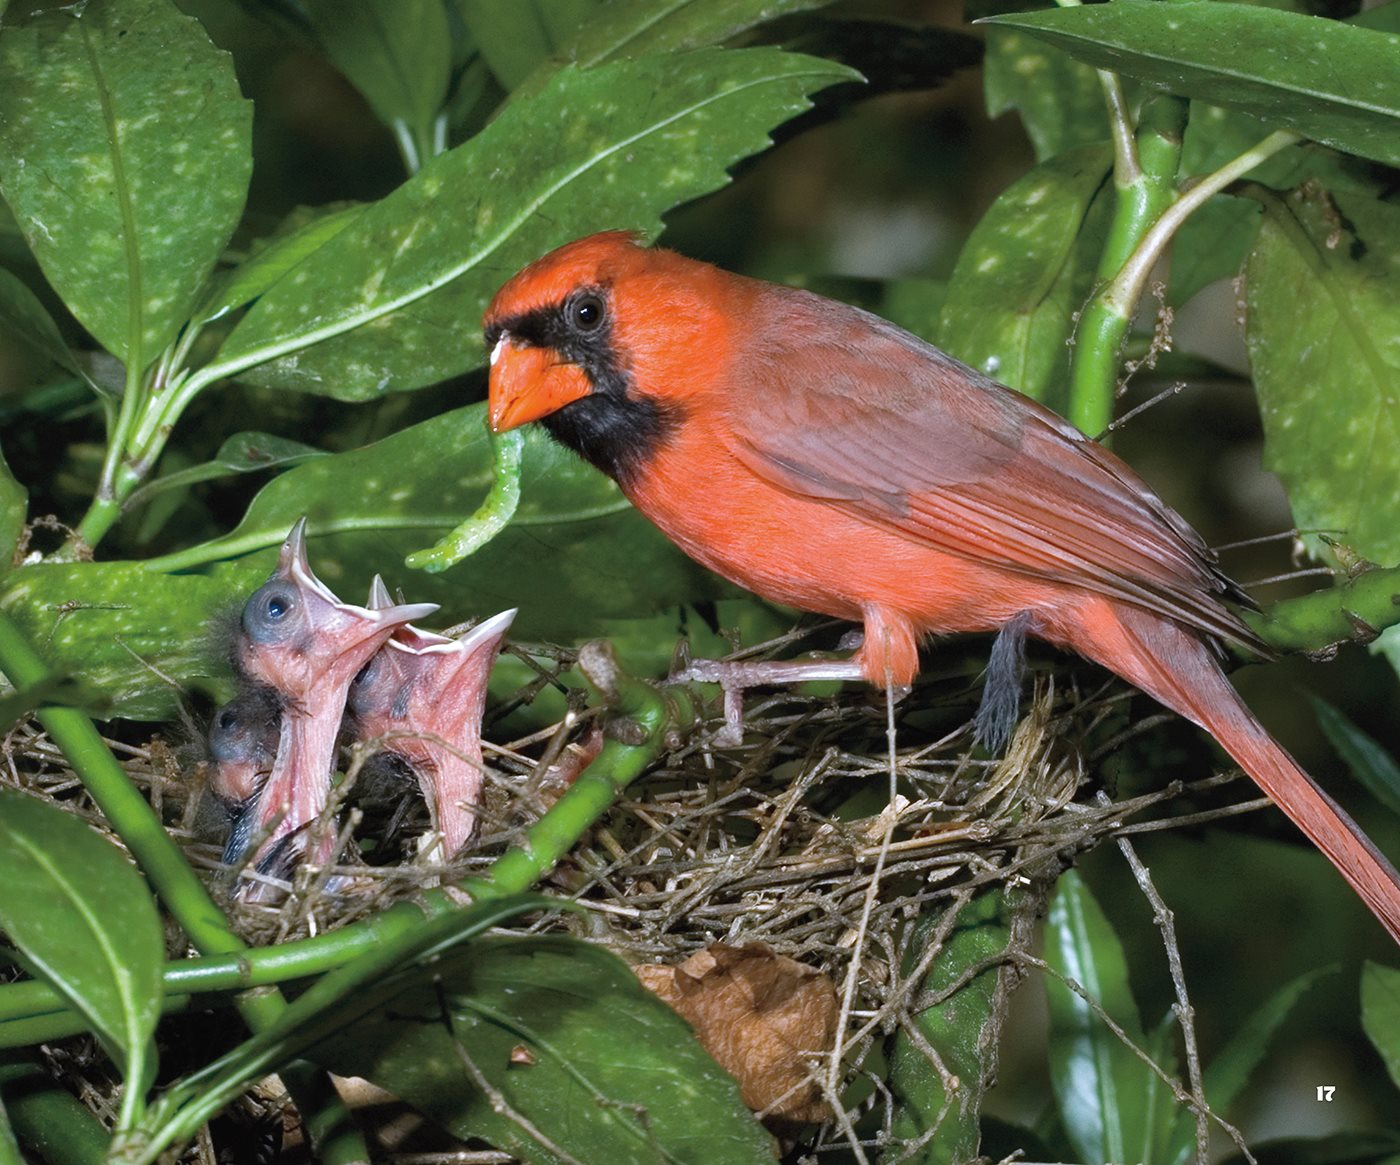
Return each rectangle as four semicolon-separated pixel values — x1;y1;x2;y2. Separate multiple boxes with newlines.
1361;961;1400;1093
979;4;1400;168
888;888;1013;1164
0;444;23;575
0;560;261;720
1045;869;1155;1165
0;0;252;368
453;0;600;88
124;431;327;509
1244;187;1400;567
983;27;1108;162
0;789;162;1091
935;144;1112;411
212;48;856;398
0;267;80;378
567;0;836;67
1309;697;1400;817
196;204;365;325
304;0;451;146
309;935;774;1165
1167;966;1335;1165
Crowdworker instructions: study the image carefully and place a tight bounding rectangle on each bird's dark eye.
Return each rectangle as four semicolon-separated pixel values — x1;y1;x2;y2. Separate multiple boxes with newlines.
568;293;605;333
242;582;300;645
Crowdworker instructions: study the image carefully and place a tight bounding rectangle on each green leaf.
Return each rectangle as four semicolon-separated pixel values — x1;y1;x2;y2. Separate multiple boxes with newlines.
1308;697;1400;817
0;443;23;575
0;0;252;368
1244;186;1400;567
196;204;365;325
0;789;163;1097
978;3;1400;168
1044;869;1155;1165
0;267;81;378
309;935;775;1165
0;560;260;720
888;888;1013;1164
983;27;1109;162
1167;966;1335;1165
210;47;857;398
1361;960;1400;1092
124;431;328;509
567;0;837;67
453;0;600;89
935;144;1112;411
304;0;451;150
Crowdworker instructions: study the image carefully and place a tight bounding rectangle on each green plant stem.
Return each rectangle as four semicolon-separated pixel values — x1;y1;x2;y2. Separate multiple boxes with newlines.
0;611;370;1165
1070;129;1300;441
0;1055;108;1165
1069;95;1187;438
80;349;150;552
1103;128;1299;324
1246;563;1400;654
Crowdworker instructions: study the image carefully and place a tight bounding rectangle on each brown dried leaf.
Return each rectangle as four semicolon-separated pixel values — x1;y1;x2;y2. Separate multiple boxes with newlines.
635;943;837;1127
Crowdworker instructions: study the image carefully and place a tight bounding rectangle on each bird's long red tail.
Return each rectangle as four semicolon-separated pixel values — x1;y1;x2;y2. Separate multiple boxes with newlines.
1067;600;1400;944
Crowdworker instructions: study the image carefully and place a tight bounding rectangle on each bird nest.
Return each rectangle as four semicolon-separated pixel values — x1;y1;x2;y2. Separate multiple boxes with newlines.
0;636;1267;1162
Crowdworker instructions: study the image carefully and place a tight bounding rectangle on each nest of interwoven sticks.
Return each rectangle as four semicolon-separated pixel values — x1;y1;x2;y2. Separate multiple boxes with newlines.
0;631;1268;1161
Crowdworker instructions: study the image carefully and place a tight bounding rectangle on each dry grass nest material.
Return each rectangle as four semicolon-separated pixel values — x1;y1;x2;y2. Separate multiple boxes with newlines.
0;641;1269;1160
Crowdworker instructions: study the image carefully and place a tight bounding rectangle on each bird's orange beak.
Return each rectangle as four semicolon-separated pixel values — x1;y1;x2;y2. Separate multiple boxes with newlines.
487;336;593;432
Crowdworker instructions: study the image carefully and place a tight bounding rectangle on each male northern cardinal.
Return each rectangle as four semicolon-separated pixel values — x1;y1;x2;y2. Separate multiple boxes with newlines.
231;520;436;891
483;231;1400;942
347;577;515;858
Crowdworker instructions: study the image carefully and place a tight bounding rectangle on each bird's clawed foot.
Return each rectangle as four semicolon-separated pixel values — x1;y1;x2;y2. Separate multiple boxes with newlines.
669;650;876;746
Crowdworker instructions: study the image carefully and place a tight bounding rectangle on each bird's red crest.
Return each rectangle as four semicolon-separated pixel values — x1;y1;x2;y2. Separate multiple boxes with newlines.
486;230;647;322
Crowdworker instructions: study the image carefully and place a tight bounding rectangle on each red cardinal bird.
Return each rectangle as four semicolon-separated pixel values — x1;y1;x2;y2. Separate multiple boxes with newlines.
233;520;437;891
483;231;1400;943
348;577;515;858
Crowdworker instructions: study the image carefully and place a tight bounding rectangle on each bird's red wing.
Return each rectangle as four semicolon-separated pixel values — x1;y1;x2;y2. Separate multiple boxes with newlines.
725;289;1267;654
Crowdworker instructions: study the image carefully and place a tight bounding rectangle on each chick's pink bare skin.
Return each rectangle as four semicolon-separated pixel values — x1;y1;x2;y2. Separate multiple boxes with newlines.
350;577;514;858
234;521;437;888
